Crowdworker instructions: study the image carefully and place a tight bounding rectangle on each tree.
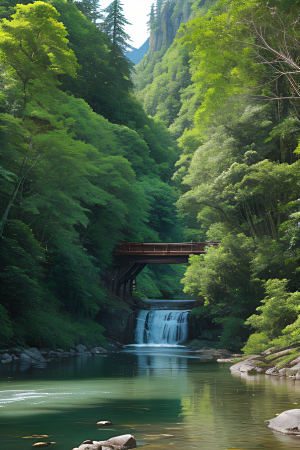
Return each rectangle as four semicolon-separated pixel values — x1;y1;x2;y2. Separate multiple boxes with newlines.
0;1;78;238
74;0;103;23
147;3;156;32
102;0;132;51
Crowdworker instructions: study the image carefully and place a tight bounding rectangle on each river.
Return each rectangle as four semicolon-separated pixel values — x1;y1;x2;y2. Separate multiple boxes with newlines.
1;347;300;450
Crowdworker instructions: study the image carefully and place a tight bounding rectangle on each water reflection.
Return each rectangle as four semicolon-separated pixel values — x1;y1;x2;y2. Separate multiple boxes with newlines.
1;351;300;450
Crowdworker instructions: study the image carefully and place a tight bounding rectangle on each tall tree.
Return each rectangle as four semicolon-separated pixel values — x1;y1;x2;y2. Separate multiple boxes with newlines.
102;0;132;51
147;3;156;32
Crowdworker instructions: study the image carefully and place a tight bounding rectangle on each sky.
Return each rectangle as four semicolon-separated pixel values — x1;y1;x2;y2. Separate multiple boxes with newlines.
101;0;154;49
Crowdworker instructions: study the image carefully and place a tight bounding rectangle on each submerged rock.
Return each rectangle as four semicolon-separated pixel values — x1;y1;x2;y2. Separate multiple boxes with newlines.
266;409;300;435
96;421;113;426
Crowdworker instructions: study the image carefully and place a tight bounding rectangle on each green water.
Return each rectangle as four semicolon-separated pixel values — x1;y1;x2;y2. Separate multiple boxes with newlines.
1;347;300;450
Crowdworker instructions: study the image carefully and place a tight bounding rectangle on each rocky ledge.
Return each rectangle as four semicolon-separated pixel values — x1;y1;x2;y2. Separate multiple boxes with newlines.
230;345;300;378
0;345;108;368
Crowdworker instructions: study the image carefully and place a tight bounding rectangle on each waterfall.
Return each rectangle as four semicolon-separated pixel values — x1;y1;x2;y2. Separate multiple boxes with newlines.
135;310;189;346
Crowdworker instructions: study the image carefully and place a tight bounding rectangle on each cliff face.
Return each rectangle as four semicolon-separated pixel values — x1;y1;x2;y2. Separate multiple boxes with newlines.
149;0;193;53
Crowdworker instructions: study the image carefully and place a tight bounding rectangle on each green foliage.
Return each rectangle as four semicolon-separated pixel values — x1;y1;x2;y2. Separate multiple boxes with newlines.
245;279;300;340
0;1;184;349
241;332;270;355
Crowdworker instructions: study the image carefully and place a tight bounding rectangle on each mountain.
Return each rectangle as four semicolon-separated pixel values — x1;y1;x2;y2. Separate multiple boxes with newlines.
126;38;150;65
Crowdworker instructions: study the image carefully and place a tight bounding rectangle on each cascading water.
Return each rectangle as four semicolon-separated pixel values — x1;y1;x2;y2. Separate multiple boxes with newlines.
135;309;189;346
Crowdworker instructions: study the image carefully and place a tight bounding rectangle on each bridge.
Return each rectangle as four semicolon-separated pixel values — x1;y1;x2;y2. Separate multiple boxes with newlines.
110;241;219;303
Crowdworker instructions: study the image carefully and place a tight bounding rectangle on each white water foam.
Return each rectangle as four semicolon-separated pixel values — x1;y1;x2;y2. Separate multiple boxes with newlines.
135;310;189;346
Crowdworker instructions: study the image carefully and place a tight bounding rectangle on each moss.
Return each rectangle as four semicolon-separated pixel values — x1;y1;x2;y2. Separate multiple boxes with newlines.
231;355;251;364
275;349;300;369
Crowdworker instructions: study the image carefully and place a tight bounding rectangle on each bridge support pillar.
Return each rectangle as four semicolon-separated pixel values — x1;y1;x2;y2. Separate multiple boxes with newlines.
110;262;147;304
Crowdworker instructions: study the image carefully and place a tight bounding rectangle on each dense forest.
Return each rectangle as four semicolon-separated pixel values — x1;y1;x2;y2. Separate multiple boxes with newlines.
135;0;300;352
1;0;300;353
0;0;183;349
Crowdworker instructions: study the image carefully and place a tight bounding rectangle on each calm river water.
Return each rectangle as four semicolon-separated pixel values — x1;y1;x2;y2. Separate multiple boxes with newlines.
1;347;300;450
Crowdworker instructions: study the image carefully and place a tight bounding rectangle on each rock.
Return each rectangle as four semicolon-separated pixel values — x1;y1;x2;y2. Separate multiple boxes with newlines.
265;367;278;375
77;444;102;450
39;348;48;355
288;355;300;366
62;352;70;357
217;358;234;362
278;368;286;376
104;434;136;449
96;421;113;426
24;348;46;363
76;344;87;353
20;353;32;366
267;348;294;360
286;363;300;377
95;434;136;449
266;409;300;435
90;347;108;354
1;353;12;363
56;349;64;353
230;356;261;373
261;347;276;356
70;349;76;354
81;441;93;445
21;348;47;368
97;308;136;345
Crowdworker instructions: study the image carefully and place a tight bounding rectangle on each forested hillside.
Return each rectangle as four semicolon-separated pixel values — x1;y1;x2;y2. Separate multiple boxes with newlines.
0;0;183;349
135;0;300;351
2;0;300;354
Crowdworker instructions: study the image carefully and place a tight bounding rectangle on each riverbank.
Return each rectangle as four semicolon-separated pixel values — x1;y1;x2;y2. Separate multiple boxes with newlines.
230;344;300;378
0;345;108;368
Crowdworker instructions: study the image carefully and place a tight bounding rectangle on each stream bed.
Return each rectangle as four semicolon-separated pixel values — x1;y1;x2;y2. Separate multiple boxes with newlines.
1;347;300;450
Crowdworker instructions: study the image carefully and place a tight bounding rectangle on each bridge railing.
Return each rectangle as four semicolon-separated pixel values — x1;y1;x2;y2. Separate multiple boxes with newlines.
116;242;219;255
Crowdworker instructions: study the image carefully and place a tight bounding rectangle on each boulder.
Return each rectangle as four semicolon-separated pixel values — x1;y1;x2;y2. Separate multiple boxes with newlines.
76;444;102;450
1;353;12;363
95;434;136;449
286;363;300;377
97;421;113;426
21;348;47;368
24;348;46;363
90;347;108;354
76;344;87;353
230;356;261;373
20;353;32;366
104;434;136;449
265;409;300;435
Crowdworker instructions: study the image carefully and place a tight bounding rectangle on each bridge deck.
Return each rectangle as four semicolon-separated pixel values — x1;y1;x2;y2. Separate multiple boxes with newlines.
116;242;219;256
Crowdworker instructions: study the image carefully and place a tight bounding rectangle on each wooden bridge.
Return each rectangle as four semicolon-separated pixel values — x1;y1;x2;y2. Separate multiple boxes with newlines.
111;241;219;303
